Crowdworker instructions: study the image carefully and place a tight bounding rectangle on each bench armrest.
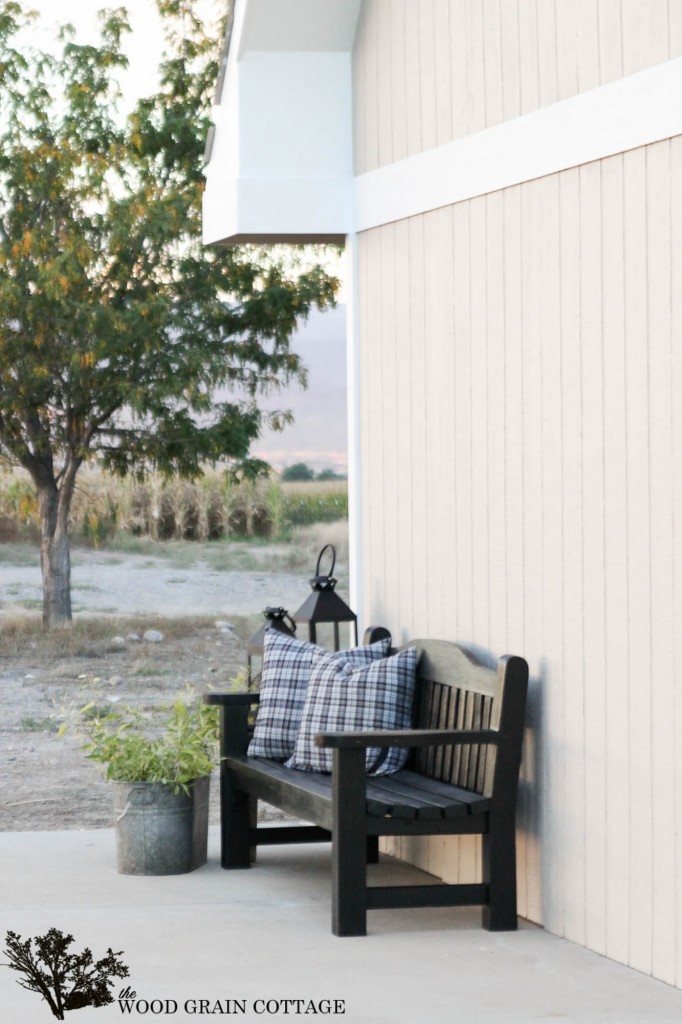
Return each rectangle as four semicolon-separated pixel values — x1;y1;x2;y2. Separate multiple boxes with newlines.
203;692;261;707
315;727;499;749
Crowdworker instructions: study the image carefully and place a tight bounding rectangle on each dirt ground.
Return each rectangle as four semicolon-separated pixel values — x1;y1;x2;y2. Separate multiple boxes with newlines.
0;543;342;832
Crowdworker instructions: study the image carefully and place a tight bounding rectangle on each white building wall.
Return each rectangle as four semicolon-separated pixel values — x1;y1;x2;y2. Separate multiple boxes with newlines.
356;136;682;994
352;0;682;988
353;0;682;173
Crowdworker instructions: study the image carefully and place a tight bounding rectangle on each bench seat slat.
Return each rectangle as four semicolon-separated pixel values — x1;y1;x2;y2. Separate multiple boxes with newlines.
390;771;491;814
363;775;469;820
363;779;439;820
228;755;333;796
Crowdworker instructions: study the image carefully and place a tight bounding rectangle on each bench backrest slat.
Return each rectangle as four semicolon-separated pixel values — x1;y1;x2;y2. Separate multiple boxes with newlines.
398;640;526;800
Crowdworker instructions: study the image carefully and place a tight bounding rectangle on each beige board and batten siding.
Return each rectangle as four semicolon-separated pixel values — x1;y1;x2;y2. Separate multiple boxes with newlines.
356;137;682;985
353;0;682;174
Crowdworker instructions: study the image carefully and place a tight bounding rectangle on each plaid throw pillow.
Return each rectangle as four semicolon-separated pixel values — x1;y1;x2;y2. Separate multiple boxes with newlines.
286;646;418;776
247;631;391;761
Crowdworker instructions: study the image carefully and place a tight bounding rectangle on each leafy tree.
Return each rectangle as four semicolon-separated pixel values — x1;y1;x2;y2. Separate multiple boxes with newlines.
316;468;345;481
3;927;129;1019
281;462;315;482
0;1;338;626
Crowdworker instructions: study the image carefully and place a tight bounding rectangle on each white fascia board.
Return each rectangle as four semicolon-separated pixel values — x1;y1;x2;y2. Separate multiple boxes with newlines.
203;176;351;245
355;58;682;231
202;0;358;245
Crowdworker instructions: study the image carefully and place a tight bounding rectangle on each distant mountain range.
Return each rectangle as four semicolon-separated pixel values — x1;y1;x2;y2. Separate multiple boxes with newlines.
251;304;348;474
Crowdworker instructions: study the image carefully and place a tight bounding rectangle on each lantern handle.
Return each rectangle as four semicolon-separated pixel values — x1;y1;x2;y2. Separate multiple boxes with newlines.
315;544;336;580
282;612;297;633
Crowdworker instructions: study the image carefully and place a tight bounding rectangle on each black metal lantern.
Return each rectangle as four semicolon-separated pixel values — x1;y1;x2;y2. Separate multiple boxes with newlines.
247;606;296;686
292;544;358;651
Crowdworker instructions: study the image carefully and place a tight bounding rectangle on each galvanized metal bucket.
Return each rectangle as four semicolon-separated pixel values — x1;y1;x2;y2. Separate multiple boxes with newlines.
113;776;210;875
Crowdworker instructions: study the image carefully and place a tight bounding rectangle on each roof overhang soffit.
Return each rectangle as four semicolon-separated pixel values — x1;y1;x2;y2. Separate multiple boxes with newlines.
202;0;361;246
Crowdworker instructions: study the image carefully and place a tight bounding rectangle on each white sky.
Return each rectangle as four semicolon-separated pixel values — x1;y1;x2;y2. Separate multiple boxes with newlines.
20;1;170;108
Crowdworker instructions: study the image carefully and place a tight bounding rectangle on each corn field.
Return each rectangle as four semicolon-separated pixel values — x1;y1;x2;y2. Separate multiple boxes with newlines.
0;469;348;546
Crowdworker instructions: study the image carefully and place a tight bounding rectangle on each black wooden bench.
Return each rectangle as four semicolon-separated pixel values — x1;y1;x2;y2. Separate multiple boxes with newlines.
204;630;528;936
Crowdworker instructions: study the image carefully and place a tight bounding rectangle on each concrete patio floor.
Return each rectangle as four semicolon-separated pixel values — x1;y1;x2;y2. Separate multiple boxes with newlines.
1;827;681;1023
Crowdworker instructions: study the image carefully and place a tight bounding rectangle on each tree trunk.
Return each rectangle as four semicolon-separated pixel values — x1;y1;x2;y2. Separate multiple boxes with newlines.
38;483;72;627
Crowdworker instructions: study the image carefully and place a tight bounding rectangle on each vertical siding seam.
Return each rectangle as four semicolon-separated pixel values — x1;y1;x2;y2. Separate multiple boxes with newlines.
483;196;490;647
501;191;508;644
372;0;380;173
552;0;562;104
533;0;541;108
378;225;387;613
405;218;414;639
616;148;631;967
557;170;566;940
445;0;454;144
517;0;526;115
467;201;475;640
497;0;506;122
558;171;567;939
518;182;528;913
392;220;401;630
519;187;526;657
540;0;557;105
402;0;410;156
622;147;634;971
600;153;611;958
422;213;430;636
415;1;423;154
430;0;438;146
538;176;547;928
552;0;560;99
595;0;603;85
385;0;393;168
669;136;678;986
464;2;474;135
442;206;455;633
614;0;622;77
618;0;625;78
480;0;488;128
451;204;459;639
664;134;677;984
599;157;609;955
578;165;587;948
645;143;655;977
670;135;679;988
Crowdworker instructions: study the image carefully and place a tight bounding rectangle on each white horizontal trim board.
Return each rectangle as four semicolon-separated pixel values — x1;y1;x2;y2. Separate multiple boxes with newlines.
354;58;682;231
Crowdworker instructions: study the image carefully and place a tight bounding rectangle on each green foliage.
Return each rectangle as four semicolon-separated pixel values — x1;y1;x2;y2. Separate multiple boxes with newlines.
0;1;339;624
281;488;348;528
281;462;315;482
60;692;219;792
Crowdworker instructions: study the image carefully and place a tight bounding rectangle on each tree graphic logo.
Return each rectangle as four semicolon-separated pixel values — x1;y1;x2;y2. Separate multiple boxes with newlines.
3;928;129;1019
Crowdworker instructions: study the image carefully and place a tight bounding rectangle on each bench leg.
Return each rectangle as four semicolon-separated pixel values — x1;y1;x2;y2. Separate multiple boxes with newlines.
219;765;254;870
482;821;518;931
332;748;367;936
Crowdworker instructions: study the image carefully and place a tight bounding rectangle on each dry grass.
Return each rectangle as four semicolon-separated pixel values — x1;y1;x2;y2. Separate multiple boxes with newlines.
0;468;347;546
0;611;256;659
